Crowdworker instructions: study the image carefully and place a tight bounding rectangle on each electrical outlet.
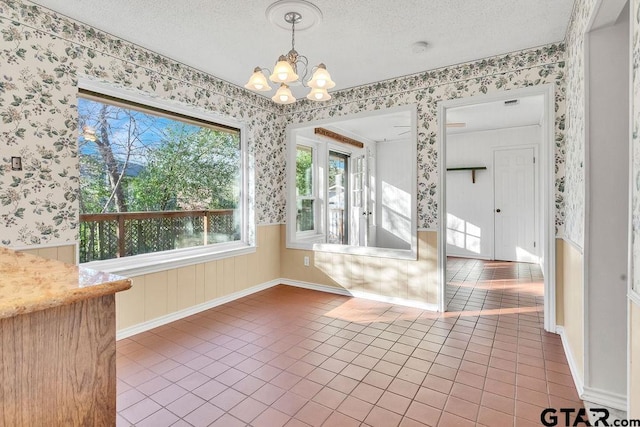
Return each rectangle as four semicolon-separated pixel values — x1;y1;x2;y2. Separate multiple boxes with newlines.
303;256;310;267
11;157;22;171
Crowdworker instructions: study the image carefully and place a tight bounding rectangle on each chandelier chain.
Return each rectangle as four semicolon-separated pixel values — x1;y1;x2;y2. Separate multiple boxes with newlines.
291;17;296;52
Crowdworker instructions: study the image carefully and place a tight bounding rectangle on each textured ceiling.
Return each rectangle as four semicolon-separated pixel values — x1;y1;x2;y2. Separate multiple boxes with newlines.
295;109;413;144
30;0;575;99
447;95;544;135
292;95;544;143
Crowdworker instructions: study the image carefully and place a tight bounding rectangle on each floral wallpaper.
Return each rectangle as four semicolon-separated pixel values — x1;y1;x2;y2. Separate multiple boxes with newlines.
1;0;569;248
0;0;286;246
287;44;567;231
633;0;640;293
563;0;598;249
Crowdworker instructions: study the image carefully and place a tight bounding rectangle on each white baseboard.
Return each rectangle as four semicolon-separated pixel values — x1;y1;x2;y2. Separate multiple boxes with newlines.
445;252;492;261
116;279;281;340
281;279;440;312
582;387;627;412
556;325;585;396
556;326;628;411
279;279;353;297
117;278;440;340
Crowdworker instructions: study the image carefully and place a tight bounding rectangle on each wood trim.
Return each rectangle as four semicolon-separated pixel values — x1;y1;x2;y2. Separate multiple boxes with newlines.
80;209;234;222
314;127;364;148
78;89;240;135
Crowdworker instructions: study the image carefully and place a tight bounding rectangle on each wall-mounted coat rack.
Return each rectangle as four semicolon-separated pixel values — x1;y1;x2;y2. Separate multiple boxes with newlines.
446;166;487;184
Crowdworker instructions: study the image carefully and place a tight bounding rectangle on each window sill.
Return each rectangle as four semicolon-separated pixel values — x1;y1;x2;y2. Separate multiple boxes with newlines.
82;241;255;277
313;243;417;260
287;239;417;260
630;289;640;307
287;233;325;250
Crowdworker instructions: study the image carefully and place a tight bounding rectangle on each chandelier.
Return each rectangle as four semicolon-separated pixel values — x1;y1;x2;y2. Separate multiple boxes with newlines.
244;8;335;105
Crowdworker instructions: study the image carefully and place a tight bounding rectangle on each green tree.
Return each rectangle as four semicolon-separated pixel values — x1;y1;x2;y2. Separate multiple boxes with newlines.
296;146;312;196
128;125;240;211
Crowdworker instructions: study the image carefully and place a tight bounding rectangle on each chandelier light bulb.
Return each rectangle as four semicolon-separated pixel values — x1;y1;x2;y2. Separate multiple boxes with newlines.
270;56;299;83
244;67;272;92
306;87;331;102
82;125;97;141
307;63;335;90
272;84;296;104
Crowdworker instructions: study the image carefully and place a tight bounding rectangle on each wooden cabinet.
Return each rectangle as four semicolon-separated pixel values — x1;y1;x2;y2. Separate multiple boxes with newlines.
0;249;130;426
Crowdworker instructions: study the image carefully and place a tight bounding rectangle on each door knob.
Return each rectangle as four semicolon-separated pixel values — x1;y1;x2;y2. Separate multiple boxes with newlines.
496;209;501;213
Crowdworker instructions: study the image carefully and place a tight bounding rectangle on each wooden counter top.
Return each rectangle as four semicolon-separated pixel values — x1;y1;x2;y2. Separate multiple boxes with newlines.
0;247;131;319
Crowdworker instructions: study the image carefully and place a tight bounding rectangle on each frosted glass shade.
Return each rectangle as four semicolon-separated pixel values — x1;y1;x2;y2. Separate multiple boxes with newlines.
244;68;272;91
307;64;335;89
269;57;299;83
306;87;331;101
272;84;296;104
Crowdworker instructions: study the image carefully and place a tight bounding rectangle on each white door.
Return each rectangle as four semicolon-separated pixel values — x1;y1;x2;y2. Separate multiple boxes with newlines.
366;145;376;247
350;153;366;246
494;148;537;262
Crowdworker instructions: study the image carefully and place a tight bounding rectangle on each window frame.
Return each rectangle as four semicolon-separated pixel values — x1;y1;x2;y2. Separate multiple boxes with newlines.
295;143;318;237
287;135;363;248
77;77;253;277
327;147;351;245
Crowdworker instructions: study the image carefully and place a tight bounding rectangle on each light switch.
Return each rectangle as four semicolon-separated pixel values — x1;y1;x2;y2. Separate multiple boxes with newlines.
11;157;22;171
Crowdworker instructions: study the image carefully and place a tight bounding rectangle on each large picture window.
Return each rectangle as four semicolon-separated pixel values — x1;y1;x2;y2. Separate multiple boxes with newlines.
78;90;244;263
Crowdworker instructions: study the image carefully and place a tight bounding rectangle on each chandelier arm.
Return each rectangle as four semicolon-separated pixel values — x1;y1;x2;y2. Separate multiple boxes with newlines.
296;54;309;86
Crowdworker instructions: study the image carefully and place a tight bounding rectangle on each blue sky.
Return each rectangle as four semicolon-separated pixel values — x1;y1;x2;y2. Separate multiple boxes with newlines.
77;97;200;166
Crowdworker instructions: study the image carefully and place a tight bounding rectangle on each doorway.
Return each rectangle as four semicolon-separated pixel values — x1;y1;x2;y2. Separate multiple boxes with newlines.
438;84;556;332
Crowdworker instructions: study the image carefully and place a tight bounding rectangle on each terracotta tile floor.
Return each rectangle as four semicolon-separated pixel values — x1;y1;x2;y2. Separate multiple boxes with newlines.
116;258;583;426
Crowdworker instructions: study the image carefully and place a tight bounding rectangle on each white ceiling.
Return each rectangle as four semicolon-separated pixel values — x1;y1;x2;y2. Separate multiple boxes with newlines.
331;110;413;143
293;95;544;144
30;0;575;99
446;94;545;135
296;109;413;144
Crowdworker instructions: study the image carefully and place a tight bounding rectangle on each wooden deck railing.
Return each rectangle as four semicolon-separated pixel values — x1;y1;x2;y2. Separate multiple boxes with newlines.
328;207;346;244
79;209;237;263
